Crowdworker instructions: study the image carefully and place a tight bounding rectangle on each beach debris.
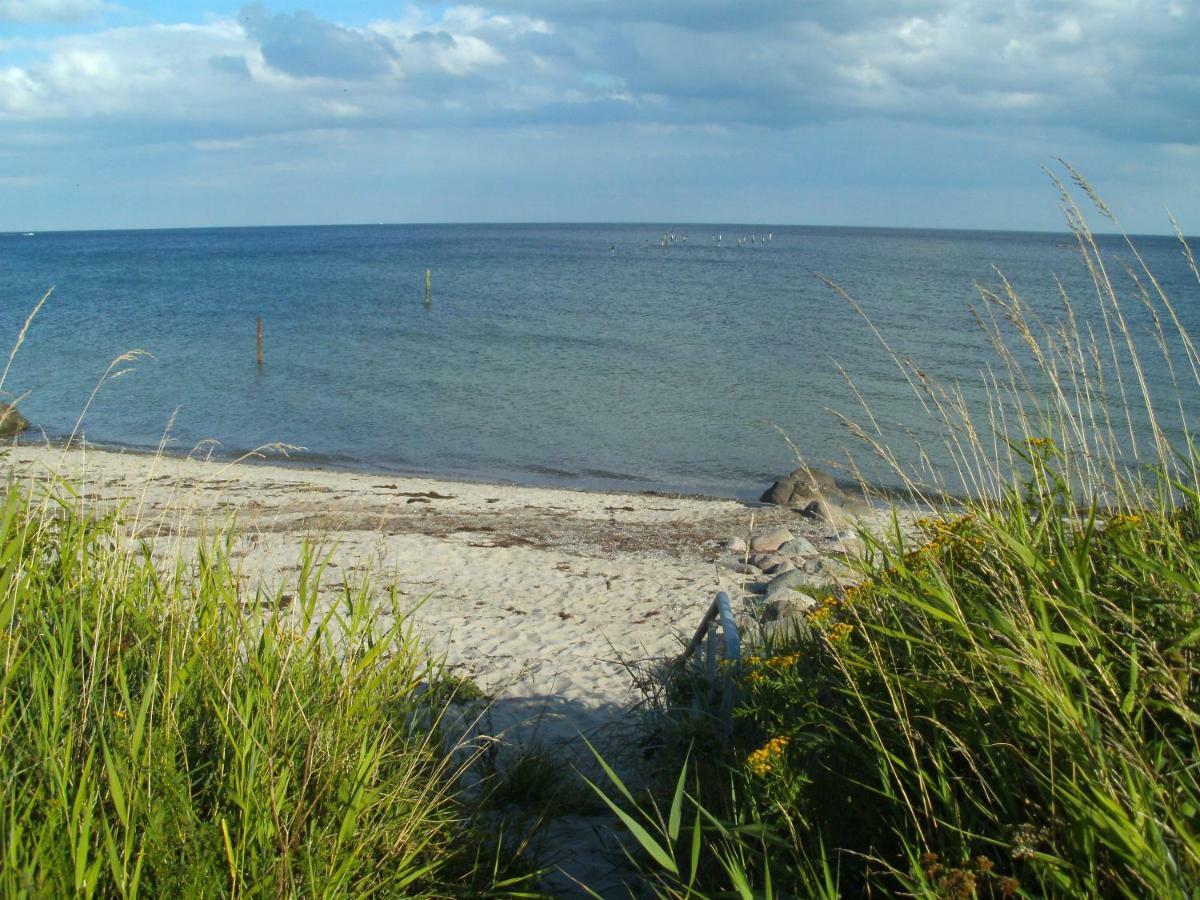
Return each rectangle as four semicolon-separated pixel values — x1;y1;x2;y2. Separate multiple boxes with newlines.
0;401;28;438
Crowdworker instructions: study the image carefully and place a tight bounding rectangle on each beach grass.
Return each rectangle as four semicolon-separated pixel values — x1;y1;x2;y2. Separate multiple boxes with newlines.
0;469;541;897
591;169;1200;897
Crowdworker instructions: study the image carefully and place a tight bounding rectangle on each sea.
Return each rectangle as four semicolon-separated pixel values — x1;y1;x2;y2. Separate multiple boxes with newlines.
1;223;1196;500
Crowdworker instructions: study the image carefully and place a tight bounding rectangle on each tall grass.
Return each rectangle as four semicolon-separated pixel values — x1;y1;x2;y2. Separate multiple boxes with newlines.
594;168;1200;897
0;469;537;897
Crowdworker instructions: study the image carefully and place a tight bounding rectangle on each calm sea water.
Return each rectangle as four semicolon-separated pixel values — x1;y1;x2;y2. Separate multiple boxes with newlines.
1;224;1196;498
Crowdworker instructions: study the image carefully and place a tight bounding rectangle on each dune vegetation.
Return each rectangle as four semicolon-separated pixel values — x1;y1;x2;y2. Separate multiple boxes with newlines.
592;170;1200;898
0;475;540;897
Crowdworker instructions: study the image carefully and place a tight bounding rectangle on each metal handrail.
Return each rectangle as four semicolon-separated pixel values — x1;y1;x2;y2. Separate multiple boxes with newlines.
680;591;741;739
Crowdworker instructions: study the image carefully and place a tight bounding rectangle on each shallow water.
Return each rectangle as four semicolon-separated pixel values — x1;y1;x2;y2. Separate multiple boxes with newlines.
1;223;1196;498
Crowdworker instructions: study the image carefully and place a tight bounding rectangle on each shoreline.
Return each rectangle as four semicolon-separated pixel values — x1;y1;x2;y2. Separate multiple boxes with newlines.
15;431;771;505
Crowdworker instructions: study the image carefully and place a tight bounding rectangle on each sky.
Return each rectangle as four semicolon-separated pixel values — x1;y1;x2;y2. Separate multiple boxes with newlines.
1;0;1198;232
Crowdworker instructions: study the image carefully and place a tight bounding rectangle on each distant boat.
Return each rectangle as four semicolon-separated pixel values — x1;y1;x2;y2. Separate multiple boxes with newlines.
22;232;34;237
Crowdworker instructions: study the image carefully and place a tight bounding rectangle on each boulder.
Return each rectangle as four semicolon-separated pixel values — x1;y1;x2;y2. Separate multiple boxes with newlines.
719;559;758;576
763;592;816;622
762;616;814;644
750;526;793;553
764;557;796;576
0;402;28;438
749;552;785;571
759;464;842;506
764;569;813;603
724;537;748;555
778;536;819;557
826;532;865;558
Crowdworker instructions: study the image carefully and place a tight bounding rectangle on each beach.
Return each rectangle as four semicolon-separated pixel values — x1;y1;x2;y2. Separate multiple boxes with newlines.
2;440;901;892
6;443;754;711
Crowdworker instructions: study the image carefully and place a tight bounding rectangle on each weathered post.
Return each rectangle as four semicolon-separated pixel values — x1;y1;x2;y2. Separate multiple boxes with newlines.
424;269;431;307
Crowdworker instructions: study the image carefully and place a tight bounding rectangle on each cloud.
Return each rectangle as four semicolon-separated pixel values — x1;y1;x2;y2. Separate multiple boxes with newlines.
0;0;106;23
238;4;396;80
0;0;1196;175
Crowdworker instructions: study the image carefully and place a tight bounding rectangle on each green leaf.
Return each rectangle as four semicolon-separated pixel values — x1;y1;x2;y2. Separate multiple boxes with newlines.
582;776;678;876
668;755;688;843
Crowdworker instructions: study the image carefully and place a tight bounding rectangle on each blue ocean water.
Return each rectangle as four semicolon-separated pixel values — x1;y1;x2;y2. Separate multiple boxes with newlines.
1;224;1196;498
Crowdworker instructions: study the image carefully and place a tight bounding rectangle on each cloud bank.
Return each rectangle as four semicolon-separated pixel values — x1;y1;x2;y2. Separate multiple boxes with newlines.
1;1;1197;230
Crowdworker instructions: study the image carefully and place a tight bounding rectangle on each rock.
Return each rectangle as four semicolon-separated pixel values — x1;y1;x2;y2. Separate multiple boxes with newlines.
0;402;28;438
763;592;816;622
827;534;865;558
795;497;849;525
724;537;748;555
719;560;758;576
764;558;796;576
749;552;785;570
803;557;853;580
762;616;814;644
777;536;819;557
750;526;794;554
764;569;813;603
760;465;842;506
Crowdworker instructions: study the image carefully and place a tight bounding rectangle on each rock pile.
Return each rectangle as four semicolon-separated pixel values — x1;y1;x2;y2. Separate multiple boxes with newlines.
718;517;864;638
758;464;856;525
0;402;28;439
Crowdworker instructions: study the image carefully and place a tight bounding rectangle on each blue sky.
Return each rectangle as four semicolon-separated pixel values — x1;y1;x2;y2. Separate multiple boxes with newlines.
1;0;1198;232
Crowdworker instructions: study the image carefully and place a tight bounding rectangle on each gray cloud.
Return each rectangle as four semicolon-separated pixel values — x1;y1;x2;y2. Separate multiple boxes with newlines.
209;54;252;80
239;3;397;80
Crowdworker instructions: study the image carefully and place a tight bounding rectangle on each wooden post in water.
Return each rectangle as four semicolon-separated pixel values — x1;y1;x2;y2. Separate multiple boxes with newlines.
256;316;263;367
424;269;431;307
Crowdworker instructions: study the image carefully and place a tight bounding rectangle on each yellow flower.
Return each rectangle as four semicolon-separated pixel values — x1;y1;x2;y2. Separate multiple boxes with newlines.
745;736;790;775
828;623;854;643
1108;513;1143;528
765;651;803;670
